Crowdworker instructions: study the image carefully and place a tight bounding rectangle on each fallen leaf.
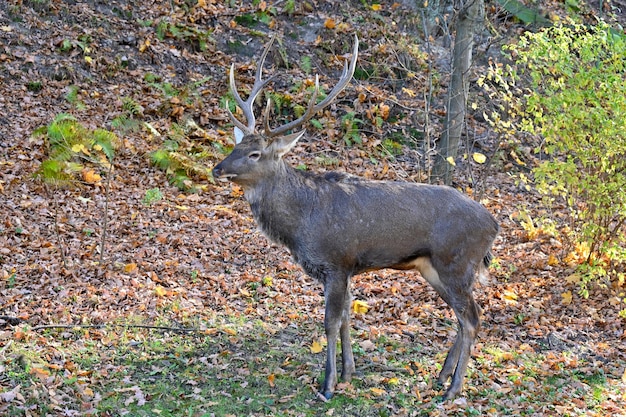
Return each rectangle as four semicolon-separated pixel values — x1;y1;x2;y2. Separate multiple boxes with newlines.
565;273;581;284
155;286;167;297
402;87;416;97
310;339;324;354
268;373;275;387
547;254;559;266
561;291;572;305
472;152;487;164
82;169;102;184
30;367;50;380
502;289;518;304
352;299;369;314
359;339;376;352
222;327;237;336
324;18;336;29
386;377;399;385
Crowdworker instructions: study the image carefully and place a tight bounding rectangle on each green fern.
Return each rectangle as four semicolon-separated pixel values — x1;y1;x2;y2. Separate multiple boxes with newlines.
33;114;119;186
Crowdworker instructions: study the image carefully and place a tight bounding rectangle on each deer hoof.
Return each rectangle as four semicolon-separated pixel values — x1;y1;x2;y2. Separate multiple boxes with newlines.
322;390;334;401
441;387;460;401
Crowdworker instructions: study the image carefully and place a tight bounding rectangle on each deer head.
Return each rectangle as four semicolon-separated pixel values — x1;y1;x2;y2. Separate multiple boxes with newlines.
213;35;359;188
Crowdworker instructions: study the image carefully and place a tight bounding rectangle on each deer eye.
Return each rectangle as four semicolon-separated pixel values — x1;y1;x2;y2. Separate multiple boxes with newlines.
248;151;261;161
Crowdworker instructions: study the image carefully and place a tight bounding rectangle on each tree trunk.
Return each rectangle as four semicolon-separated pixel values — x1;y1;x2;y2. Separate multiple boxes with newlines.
431;0;484;185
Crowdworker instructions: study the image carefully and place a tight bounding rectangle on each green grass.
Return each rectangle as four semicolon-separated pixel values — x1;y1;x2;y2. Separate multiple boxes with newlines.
1;317;625;416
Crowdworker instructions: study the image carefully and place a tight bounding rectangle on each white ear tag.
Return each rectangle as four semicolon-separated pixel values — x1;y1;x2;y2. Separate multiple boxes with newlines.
234;127;244;144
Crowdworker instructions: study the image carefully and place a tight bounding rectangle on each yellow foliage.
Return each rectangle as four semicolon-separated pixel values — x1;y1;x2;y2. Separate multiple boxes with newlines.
352;300;369;314
310;339;324;354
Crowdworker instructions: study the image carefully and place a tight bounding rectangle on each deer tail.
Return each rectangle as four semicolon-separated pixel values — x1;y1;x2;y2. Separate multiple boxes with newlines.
477;251;493;286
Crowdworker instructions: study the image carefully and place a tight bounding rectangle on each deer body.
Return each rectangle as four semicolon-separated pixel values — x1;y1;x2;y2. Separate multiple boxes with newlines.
212;35;499;400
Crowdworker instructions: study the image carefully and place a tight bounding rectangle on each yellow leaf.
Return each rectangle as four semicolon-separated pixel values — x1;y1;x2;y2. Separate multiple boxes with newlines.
502;290;518;304
472;152;487;164
262;275;273;287
387;377;399;385
324;18;336;29
72;143;86;153
561;291;572;306
310;339;324;354
196;0;206;8
446;156;456;166
155;285;167;297
267;373;275;387
93;144;103;151
223;327;237;336
547;254;559;266
352;300;369;314
175;205;189;210
371;4;382;11
401;87;416;97
370;387;387;396
84;56;93;65
139;39;150;53
124;263;138;273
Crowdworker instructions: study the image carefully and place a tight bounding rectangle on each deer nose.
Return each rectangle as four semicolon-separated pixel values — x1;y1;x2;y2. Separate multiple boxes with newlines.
212;164;223;178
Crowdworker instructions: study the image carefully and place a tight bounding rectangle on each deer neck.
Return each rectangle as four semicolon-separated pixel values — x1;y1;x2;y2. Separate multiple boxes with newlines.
243;163;310;249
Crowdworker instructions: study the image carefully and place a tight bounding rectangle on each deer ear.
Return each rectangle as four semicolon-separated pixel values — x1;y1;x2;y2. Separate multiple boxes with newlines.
270;130;306;158
233;126;245;144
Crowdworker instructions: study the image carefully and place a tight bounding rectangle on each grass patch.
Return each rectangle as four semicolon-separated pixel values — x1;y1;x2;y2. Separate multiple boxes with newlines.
1;320;625;416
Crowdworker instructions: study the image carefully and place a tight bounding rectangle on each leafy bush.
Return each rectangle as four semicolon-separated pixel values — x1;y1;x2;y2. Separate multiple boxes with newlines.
482;22;626;293
34;113;118;187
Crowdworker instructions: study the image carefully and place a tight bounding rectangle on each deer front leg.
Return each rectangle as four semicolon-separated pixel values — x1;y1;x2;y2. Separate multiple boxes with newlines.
340;285;355;382
321;274;350;400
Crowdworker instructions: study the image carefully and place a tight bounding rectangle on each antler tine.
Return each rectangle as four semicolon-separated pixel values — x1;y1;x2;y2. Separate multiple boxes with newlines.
265;34;359;138
226;35;277;135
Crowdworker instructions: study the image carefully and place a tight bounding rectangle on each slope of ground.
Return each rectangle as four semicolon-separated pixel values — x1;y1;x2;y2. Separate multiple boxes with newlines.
0;1;624;415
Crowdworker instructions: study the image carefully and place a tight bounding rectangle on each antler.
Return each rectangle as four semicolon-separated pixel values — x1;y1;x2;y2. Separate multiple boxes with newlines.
227;34;359;138
264;34;359;138
226;35;277;135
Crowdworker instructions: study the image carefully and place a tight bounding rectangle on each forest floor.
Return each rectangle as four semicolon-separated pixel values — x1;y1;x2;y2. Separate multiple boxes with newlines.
1;1;625;416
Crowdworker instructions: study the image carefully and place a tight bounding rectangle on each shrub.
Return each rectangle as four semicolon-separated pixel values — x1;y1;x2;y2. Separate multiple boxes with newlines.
482;22;626;294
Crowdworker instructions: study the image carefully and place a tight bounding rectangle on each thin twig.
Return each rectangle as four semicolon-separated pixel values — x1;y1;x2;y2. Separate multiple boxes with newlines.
48;184;67;268
98;161;114;269
30;323;201;333
0;339;13;357
0;316;24;325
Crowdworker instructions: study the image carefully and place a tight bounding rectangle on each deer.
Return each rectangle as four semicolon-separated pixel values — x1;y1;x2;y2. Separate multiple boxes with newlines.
212;34;499;401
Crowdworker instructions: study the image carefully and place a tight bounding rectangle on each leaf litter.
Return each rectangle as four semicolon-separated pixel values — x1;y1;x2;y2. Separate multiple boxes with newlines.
0;0;625;416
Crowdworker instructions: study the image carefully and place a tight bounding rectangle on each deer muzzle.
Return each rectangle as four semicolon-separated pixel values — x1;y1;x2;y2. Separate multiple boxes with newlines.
212;164;236;182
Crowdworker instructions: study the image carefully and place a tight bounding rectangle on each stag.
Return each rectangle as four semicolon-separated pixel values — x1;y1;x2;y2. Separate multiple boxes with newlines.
212;34;499;400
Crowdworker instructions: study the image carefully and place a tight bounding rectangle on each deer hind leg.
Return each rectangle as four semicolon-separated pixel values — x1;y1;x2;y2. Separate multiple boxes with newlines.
321;273;352;399
414;259;481;400
438;295;480;399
